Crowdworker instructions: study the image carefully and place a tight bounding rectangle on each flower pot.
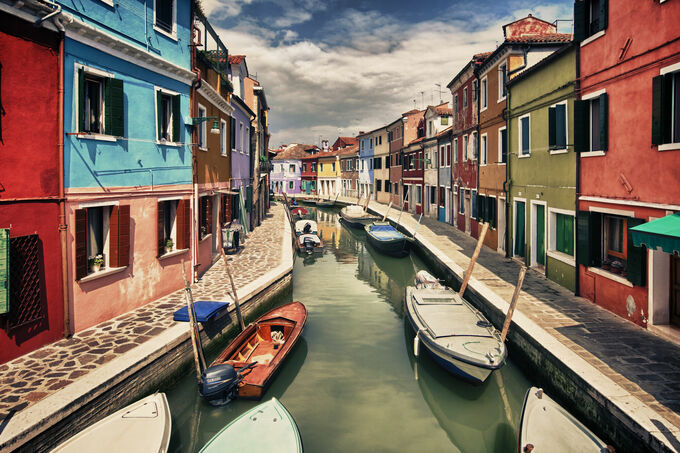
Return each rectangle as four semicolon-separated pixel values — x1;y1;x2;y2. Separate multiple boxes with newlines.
91;264;101;273
165;246;173;254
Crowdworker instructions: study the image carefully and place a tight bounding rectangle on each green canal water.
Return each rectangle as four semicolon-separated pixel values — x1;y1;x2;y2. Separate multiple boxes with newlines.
165;207;532;453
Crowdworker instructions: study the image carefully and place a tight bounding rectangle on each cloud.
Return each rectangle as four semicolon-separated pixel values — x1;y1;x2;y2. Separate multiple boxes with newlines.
210;1;572;147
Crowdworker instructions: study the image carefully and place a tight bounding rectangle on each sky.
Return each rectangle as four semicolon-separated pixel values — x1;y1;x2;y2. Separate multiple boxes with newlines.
203;0;574;148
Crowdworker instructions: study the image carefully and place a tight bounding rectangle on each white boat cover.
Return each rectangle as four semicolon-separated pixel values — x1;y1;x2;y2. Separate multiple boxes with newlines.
298;234;321;245
294;220;318;235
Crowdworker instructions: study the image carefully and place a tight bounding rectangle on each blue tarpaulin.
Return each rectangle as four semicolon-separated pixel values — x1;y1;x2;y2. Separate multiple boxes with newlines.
173;301;230;322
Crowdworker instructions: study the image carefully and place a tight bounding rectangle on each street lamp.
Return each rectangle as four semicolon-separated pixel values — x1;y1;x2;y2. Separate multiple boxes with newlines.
192;116;221;134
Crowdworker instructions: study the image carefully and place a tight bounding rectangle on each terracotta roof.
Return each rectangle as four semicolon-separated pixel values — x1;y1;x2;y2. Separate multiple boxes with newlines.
407;136;426;146
473;51;492;60
228;55;246;64
436;126;453;138
338;144;359;157
272;143;318;160
434;105;453;116
402;108;420;116
505;33;572;43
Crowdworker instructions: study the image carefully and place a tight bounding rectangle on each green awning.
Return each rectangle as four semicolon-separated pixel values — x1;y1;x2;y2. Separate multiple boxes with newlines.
630;213;680;255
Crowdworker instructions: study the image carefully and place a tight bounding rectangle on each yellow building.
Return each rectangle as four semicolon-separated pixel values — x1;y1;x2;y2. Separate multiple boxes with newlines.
317;150;342;197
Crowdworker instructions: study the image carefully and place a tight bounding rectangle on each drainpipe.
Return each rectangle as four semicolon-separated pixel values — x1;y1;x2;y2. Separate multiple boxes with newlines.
57;30;70;336
190;22;202;282
574;43;581;296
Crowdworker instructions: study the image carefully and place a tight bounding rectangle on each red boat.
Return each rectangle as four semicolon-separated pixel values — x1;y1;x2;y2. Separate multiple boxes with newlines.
210;302;307;399
290;207;309;217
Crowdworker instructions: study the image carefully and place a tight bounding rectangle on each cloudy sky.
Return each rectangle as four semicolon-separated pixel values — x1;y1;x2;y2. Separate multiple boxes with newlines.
204;0;574;148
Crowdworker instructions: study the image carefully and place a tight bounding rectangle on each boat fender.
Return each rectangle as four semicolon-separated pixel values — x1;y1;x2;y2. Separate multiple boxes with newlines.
413;335;419;357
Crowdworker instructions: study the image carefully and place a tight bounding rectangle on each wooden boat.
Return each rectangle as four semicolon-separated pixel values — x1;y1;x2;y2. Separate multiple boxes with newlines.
518;387;609;453
199;398;302;453
364;222;410;257
315;199;335;207
290;207;309;219
339;205;378;228
405;271;506;384
295;233;324;255
52;393;171;453
207;302;307;400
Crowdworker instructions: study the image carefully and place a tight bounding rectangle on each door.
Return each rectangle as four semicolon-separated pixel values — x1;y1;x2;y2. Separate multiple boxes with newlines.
672;255;680;327
515;201;525;258
535;204;545;266
498;197;506;253
446;188;451;223
465;192;471;233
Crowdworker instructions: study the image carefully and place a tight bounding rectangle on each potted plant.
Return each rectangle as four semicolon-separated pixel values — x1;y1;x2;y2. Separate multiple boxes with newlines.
165;238;174;254
89;254;104;273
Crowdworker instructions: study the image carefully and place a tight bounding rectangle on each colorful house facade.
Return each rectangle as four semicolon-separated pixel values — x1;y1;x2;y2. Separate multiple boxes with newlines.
270;144;317;194
357;131;375;198
0;3;66;362
300;153;319;195
423;103;452;219
388;117;406;208
317;150;342;197
340;145;359;198
507;43;577;291
372;127;391;204
575;0;680;330
437;127;453;223
60;0;195;332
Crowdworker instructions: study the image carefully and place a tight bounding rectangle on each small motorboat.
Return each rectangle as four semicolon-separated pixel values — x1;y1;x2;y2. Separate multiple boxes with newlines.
518;387;610;453
364;222;410;257
294;219;318;236
52;393;172;452
405;271;506;384
339;205;378;229
295;233;324;255
200;302;307;404
199;398;302;453
315;199;335;207
290;207;309;219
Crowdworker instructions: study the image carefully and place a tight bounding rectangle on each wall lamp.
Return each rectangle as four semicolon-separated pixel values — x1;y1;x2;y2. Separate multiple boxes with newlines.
192;116;221;134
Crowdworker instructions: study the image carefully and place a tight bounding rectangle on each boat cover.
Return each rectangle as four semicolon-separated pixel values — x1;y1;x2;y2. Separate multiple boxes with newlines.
298;234;321;245
294;220;318;235
412;290;492;338
345;205;366;215
368;224;404;241
173;301;230;322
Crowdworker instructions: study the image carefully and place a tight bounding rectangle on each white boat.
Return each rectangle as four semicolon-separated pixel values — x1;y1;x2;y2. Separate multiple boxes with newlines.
52;393;172;453
405;271;506;384
339;205;377;228
294;219;318;236
518;387;610;453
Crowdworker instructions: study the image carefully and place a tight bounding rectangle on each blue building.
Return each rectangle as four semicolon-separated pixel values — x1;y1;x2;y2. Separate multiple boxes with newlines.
58;0;196;331
357;131;375;198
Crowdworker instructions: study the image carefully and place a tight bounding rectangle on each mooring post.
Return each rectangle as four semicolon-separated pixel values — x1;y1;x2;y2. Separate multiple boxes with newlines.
181;259;206;382
500;266;527;343
458;222;489;297
221;248;246;331
382;201;393;222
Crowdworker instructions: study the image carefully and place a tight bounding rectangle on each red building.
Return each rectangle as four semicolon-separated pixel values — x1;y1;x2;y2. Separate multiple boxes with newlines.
575;0;680;333
300;153;319;195
0;6;65;363
402;132;425;214
387;117;405;207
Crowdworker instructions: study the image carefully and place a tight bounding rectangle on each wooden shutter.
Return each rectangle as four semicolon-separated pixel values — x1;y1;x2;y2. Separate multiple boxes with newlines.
230;117;236;150
176;199;190;250
599;93;608;151
577;210;602;267
157;202;165;257
105;78;124;137
156;91;163;140
0;229;9;314
172;94;181;142
78;68;85;132
652;76;664;145
247;186;253;212
548;106;556;149
627;218;647;287
75;209;88;280
205;197;212;235
573;1;586;43
599;0;608;31
574;100;588;153
109;205;130;268
556;104;566;149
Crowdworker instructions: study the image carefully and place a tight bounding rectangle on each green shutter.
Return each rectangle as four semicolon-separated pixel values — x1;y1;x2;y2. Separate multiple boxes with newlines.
599;0;608;31
105;78;124;137
172;94;181;142
574;100;588;153
627;218;646;286
556;104;566;149
574;1;586;43
548;106;556;149
599;93;608;151
0;229;9;314
156;91;163;140
78;68;85;132
477;194;484;221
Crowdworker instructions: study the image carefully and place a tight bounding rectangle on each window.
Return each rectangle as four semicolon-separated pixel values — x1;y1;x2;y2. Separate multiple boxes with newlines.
428;121;433;136
312;162;317;172
289;181;294;190
446;144;451;166
440;145;445;166
604;215;626;261
302;163;307;173
549;103;567;151
439;187;445;207
238;122;244;152
472;132;479;159
574;0;608;43
454;94;458;114
481;77;488;110
378;136;382;145
471;189;477;218
230;117;236;151
332;162;336;172
385;181;391;192
652;68;680;147
244;126;249;155
220;119;227;156
430;186;436;205
77;68;124;136
321;163;324;172
519;115;530;156
416;185;422;204
197;105;207;149
289;164;295;172
463;135;468;161
154;0;175;35
157;200;179;255
575;92;608;153
481;134;488;165
376;180;382;191
453;138;458;163
156;89;180;142
459;188;465;214
499;126;507;164
441;116;449;125
199;196;212;240
499;63;508;100
463;87;468;108
74;204;130;279
472;80;478;102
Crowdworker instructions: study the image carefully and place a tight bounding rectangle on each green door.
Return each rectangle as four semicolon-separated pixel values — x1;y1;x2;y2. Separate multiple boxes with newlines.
536;204;545;266
515;202;525;258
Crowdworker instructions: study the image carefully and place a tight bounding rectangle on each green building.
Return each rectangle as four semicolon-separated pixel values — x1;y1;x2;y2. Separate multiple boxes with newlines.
506;43;577;291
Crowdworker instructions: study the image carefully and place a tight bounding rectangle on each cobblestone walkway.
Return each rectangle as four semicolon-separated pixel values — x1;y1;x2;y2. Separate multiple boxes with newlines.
0;205;285;426
363;198;680;430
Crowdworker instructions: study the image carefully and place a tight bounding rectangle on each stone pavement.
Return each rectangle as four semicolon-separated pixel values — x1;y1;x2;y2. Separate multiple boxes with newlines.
0;204;286;430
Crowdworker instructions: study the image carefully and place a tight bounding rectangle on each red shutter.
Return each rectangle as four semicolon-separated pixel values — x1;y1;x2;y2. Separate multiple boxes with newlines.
157;202;165;257
75;209;88;280
177;199;191;250
110;205;130;268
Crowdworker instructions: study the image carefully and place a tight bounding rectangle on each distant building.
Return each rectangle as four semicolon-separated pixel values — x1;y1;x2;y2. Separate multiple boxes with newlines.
423;103;453;219
271;144;318;195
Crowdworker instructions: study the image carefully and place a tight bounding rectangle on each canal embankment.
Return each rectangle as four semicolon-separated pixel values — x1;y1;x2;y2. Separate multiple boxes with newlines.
0;204;293;453
323;195;680;452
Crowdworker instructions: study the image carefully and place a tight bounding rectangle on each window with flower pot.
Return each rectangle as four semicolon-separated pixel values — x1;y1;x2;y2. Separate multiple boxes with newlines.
75;204;130;279
199;196;212;240
157;200;179;256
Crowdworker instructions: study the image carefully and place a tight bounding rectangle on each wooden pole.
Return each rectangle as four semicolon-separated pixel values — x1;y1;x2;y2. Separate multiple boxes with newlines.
458;222;489;297
412;214;423;238
181;259;206;381
396;194;406;225
363;193;370;211
381;201;393;222
500;266;527;343
220;248;246;331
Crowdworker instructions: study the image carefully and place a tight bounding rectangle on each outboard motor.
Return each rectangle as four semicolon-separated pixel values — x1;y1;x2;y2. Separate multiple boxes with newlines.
303;222;312;234
199;362;257;406
303;237;315;254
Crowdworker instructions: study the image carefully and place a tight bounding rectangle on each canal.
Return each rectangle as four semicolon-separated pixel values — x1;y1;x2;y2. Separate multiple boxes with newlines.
165;207;532;453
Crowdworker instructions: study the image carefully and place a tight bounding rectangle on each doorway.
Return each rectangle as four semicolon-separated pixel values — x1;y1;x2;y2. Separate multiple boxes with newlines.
514;200;525;258
531;202;546;268
672;254;680;327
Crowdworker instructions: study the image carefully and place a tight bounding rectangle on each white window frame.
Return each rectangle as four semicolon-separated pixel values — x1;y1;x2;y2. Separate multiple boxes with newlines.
74;64;116;140
498;61;507;102
83;204;112;272
518;114;531;157
581;89;607;157
547;207;576;266
244;126;249;155
463;87;468;108
550;100;569;155
154;86;181;146
153;0;178;41
498;126;507;165
446;143;451;167
220;119;227;156
453;137;458;163
197;103;207;151
463;134;468;161
239;122;244;153
659;62;680;151
480;133;488;166
481;76;488;111
471;131;478;160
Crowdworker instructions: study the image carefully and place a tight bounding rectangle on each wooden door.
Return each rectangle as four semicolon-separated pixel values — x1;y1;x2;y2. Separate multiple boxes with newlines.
671;255;680;327
536;204;545;266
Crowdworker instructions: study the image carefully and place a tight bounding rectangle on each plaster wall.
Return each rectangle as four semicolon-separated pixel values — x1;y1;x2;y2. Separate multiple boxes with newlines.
195;92;231;186
230;101;251;190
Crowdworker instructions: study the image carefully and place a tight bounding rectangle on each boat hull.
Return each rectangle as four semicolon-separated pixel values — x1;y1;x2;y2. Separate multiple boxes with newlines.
365;232;410;257
339;210;377;229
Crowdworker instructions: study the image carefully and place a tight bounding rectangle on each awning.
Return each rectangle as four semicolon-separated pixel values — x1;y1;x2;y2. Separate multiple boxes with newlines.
630;213;680;255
